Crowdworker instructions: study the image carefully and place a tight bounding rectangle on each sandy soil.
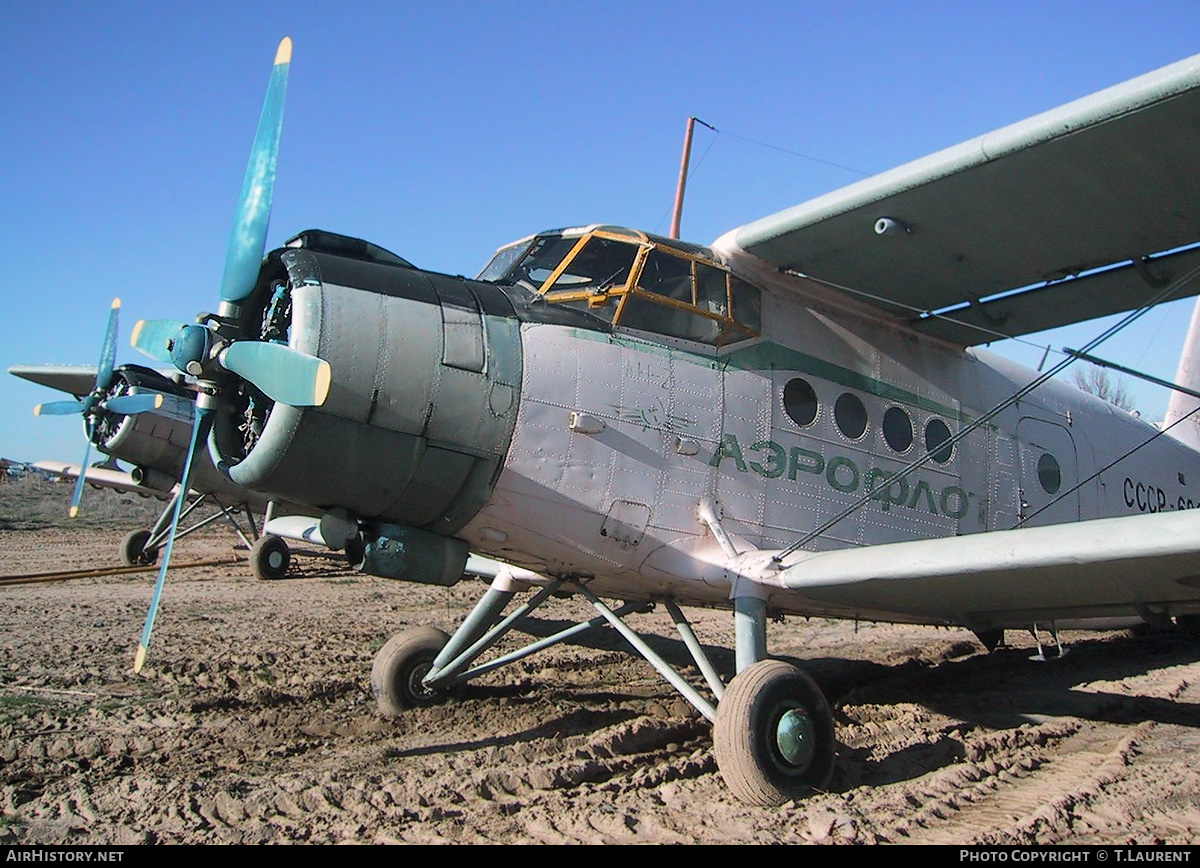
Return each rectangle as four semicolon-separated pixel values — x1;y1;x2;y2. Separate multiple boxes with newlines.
2;477;1200;844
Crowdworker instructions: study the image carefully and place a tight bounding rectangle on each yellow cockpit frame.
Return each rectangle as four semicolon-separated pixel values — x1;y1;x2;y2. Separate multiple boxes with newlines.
534;228;761;347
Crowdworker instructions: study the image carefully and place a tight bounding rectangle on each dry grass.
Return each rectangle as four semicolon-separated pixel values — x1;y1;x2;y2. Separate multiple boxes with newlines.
0;474;164;531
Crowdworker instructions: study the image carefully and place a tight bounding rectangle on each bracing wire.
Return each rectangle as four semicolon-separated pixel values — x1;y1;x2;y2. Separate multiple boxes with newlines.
1018;404;1200;527
773;261;1200;563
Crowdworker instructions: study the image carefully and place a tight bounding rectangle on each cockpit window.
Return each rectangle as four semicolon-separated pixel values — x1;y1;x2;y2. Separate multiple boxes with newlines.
482;227;762;346
731;277;761;333
696;263;730;318
477;239;532;282
542;237;638;293
505;236;579;290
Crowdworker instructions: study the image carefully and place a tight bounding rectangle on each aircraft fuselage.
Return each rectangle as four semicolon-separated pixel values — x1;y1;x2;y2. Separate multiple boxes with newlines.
212;227;1200;622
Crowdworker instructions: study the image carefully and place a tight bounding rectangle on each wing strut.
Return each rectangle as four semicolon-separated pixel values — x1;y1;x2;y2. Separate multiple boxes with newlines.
773;260;1200;563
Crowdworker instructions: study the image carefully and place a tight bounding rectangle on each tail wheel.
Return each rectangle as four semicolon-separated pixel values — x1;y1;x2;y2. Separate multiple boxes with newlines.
371;627;453;716
120;529;158;566
251;534;291;580
714;659;836;806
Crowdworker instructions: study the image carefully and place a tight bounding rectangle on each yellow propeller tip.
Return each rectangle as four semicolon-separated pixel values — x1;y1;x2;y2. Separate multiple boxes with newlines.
33;404;42;417
111;297;121;309
133;646;147;674
275;37;292;66
130;320;145;348
313;360;331;406
68;506;79;518
154;393;164;409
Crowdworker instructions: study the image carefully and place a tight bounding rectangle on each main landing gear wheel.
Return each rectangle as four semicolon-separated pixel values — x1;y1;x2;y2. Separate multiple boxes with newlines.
250;534;291;580
371;627;454;716
120;529;158;566
714;659;836;806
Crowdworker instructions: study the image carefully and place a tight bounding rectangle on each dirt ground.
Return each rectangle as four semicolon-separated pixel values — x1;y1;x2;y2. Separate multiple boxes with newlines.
2;477;1200;844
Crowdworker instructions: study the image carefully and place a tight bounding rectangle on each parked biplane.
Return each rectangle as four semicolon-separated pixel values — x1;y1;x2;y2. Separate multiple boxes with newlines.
11;334;309;579
107;39;1200;804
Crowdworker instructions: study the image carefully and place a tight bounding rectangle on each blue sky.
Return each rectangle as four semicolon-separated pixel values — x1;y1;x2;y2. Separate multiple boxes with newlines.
3;1;1200;463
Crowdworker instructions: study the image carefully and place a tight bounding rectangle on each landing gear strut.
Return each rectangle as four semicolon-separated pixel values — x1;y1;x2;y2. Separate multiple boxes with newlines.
368;572;839;806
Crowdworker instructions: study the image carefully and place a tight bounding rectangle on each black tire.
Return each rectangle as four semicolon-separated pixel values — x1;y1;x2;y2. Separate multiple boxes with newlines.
1176;614;1200;636
251;535;291;580
713;659;836;806
371;627;452;716
120;529;158;566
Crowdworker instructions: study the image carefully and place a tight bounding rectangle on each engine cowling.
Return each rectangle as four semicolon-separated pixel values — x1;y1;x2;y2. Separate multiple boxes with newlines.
96;365;265;503
210;231;524;538
94;365;194;474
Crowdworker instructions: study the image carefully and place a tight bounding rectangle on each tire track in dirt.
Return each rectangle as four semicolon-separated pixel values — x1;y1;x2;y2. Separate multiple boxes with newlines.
4;514;1200;843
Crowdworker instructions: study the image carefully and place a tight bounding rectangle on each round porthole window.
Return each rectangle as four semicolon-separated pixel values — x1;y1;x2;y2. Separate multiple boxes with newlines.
783;378;818;427
882;407;913;453
834;393;868;440
1037;452;1061;494
925;418;954;464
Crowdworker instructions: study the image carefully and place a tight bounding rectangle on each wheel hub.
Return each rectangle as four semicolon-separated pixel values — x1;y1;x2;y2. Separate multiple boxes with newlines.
407;661;437;701
776;707;816;770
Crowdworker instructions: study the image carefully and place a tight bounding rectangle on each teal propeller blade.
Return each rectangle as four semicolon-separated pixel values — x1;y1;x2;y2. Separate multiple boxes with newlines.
33;400;85;416
134;405;213;674
96;298;121;392
69;439;92;518
103;393;165;415
221;341;331;406
130;319;188;365
36;297;125;517
220;37;291;304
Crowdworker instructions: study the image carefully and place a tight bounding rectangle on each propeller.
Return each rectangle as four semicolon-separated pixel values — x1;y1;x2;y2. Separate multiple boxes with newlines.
31;297;165;517
130;37;330;673
133;405;212;674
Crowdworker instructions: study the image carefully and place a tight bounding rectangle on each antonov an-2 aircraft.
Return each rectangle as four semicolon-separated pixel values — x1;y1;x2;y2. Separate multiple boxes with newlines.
122;39;1200;804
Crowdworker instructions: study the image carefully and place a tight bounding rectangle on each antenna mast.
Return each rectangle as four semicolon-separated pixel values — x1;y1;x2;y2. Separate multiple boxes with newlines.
669;117;714;239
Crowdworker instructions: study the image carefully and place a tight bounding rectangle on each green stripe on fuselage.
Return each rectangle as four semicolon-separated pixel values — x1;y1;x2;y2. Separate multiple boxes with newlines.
559;327;972;423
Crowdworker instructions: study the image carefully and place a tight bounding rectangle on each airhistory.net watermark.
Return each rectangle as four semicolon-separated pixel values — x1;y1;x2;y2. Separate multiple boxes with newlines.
5;852;123;862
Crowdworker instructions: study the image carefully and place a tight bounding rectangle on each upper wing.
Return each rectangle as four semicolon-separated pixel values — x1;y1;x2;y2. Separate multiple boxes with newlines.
776;510;1200;627
722;54;1200;346
9;365;100;398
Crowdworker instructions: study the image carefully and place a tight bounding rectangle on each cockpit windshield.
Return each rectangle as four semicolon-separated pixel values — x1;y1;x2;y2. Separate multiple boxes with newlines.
477;238;533;282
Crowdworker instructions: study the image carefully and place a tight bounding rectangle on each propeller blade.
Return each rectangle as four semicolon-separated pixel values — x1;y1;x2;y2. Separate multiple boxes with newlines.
220;37;291;304
130;319;188;364
221;341;331;406
133;406;213;674
69;439;93;518
95;298;121;392
34;400;84;416
103;392;165;415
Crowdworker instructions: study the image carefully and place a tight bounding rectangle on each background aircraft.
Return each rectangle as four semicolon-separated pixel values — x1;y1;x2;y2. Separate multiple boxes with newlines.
11;318;311;580
108;35;1200;807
